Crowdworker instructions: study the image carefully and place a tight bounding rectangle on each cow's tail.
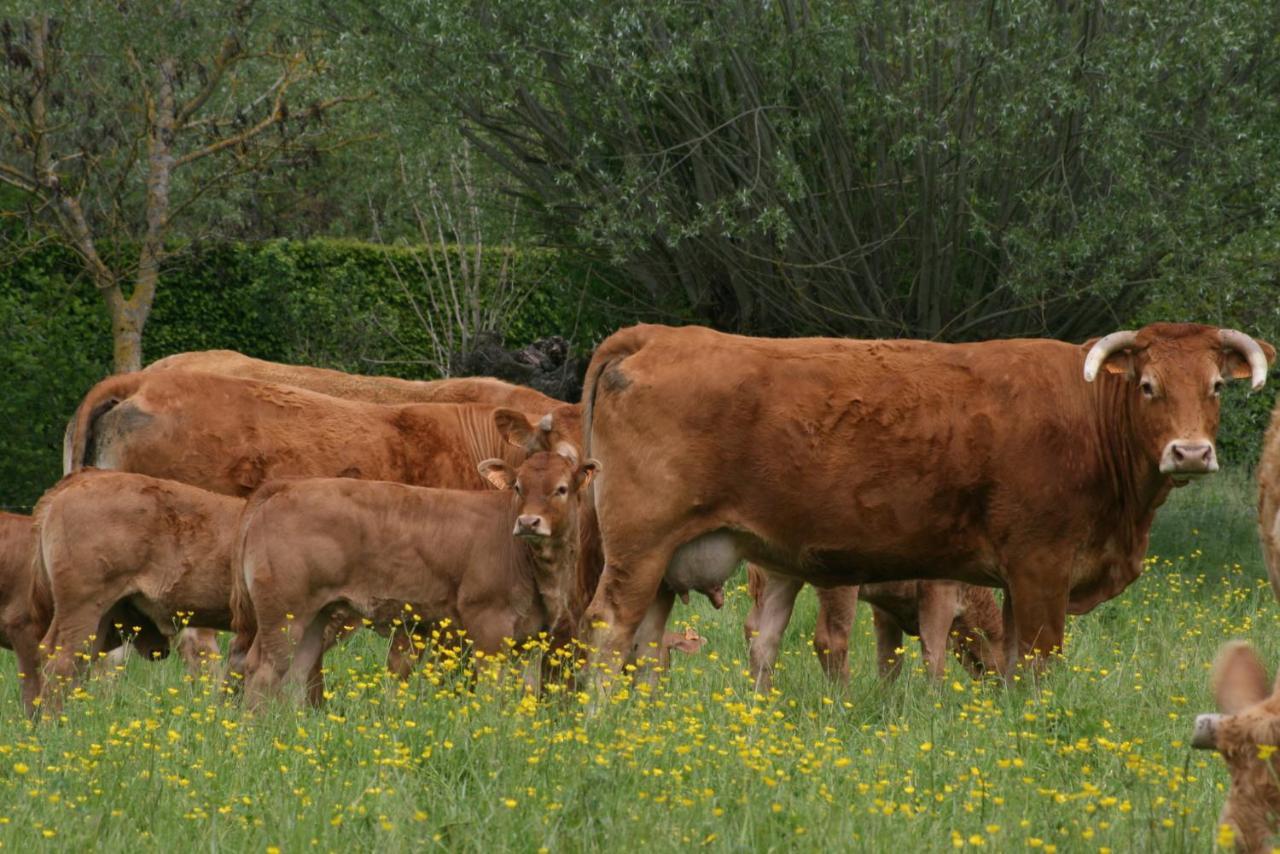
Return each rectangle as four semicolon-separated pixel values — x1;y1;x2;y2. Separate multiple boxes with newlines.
230;482;290;643
64;373;145;473
580;324;655;461
575;325;655;620
27;484;64;654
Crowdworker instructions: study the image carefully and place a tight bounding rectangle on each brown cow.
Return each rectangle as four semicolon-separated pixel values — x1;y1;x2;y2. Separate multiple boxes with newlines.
1259;403;1280;601
0;513;45;714
33;471;243;713
237;443;599;708
145;349;560;410
743;573;1001;682
581;322;1273;689
1191;641;1280;853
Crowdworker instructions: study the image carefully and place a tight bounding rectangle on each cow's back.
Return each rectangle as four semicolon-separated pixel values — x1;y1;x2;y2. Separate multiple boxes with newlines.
147;349;563;411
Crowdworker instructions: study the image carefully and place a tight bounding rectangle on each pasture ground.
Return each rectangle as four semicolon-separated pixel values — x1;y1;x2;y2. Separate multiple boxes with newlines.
0;472;1271;852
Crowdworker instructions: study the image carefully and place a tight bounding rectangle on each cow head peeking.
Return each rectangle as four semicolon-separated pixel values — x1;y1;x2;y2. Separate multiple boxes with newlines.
1192;641;1280;853
1083;324;1274;479
478;445;599;539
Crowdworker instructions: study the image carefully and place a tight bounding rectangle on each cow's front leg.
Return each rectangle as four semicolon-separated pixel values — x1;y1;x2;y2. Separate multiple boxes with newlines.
747;571;802;694
1001;568;1068;677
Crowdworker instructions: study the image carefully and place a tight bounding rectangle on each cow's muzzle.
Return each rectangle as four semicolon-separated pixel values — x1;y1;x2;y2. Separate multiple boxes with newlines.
1160;440;1218;476
513;515;552;538
1191;713;1223;750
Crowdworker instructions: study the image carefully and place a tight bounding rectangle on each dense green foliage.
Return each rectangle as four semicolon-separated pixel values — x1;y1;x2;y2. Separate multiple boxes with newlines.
0;240;611;511
0;475;1269;850
381;0;1280;342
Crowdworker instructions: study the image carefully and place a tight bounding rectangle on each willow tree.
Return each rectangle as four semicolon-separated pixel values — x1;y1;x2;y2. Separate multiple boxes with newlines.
0;2;359;371
374;0;1280;341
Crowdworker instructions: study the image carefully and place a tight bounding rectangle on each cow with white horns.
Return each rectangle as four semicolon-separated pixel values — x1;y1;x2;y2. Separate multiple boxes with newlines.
580;323;1273;688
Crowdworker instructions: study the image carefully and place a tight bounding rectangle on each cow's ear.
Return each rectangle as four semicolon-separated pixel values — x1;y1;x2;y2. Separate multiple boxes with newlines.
494;409;542;452
664;627;707;655
1224;338;1277;381
1213;641;1271;714
577;459;601;490
1082;337;1137;379
478;459;515;491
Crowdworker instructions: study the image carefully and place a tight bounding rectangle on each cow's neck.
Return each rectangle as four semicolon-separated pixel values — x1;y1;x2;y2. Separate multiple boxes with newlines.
516;514;580;635
1080;372;1173;606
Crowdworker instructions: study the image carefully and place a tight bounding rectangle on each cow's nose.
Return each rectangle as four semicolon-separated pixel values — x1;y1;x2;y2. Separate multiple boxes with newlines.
514;514;545;536
1160;440;1218;475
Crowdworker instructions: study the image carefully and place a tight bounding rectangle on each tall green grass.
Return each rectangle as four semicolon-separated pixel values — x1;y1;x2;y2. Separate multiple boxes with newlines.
0;473;1271;851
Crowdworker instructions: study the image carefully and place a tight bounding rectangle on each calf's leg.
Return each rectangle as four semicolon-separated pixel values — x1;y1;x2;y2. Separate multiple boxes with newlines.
872;608;906;680
812;585;857;684
747;571;803;693
629;584;677;683
917;582;963;680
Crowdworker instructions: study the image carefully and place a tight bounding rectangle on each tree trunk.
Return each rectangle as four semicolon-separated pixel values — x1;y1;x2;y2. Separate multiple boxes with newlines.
110;304;145;373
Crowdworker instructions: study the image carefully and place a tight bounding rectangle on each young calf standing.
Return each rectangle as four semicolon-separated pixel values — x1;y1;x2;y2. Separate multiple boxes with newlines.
34;471;243;711
238;446;598;708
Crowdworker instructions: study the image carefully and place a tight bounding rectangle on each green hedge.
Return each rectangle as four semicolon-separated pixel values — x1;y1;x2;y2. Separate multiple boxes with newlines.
0;239;615;511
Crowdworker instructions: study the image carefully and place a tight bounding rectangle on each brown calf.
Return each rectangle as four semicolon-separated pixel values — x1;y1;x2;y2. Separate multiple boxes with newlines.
1192;641;1280;852
33;471;243;712
743;570;1002;683
238;447;598;708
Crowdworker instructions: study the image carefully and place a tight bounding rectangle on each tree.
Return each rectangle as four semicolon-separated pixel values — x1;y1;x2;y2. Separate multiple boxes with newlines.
377;0;1280;341
0;2;360;371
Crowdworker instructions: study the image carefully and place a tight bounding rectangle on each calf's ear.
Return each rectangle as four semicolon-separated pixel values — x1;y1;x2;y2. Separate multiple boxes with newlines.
478;459;516;491
494;409;541;452
1213;641;1271;714
577;459;601;490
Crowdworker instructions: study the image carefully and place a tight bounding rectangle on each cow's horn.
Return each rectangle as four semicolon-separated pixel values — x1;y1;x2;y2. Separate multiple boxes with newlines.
555;441;579;466
1220;329;1270;391
538;413;554;433
1083;331;1140;382
1191;713;1223;750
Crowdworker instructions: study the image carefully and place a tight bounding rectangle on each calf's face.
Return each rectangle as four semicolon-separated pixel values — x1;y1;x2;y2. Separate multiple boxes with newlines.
1083;324;1274;478
478;449;599;540
1192;641;1280;852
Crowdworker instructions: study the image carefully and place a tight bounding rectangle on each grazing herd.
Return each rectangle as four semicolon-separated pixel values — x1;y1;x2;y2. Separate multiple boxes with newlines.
5;322;1280;848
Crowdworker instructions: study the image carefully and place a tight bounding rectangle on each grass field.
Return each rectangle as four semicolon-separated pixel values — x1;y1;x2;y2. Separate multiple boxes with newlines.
0;472;1272;852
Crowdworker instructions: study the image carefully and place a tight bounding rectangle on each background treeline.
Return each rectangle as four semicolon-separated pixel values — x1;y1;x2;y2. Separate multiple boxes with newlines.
2;0;1279;506
0;240;616;509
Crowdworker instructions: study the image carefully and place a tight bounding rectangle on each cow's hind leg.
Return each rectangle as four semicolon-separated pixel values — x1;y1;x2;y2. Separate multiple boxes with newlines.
747;571;803;694
812;585;858;684
38;607;108;715
873;608;905;680
585;552;675;690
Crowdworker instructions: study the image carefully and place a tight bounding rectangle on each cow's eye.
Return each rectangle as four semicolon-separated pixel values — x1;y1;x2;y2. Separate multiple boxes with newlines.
556;485;568;496
1212;379;1226;397
1140;380;1155;398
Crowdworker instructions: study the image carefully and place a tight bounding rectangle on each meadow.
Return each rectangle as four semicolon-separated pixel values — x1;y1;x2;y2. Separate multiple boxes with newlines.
0;472;1271;852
